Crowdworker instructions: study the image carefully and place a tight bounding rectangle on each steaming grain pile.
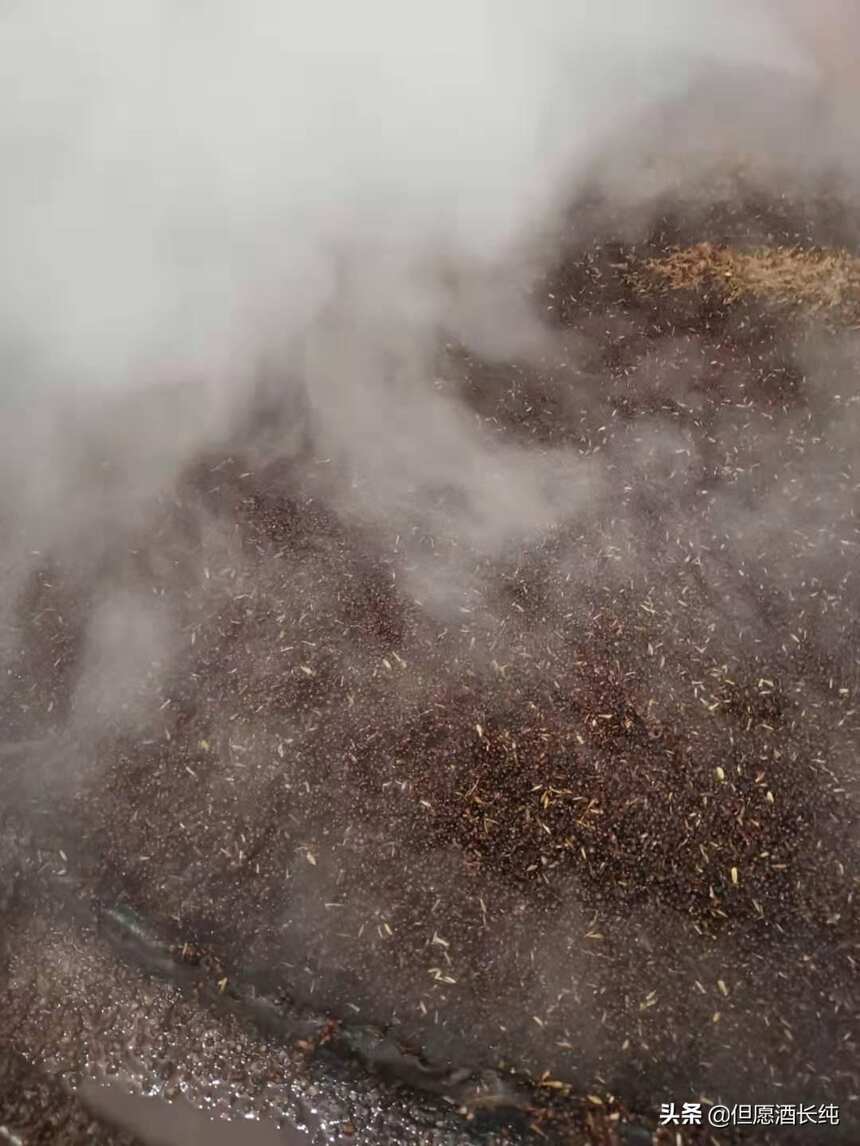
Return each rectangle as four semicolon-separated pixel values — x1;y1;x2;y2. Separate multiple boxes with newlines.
2;191;858;1144
1;3;860;1143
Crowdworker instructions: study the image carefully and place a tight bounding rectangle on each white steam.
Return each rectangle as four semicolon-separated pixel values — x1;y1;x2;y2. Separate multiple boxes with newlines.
1;2;810;481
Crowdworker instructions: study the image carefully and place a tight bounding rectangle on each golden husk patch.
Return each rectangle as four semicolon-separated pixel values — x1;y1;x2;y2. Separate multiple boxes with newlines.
632;242;860;325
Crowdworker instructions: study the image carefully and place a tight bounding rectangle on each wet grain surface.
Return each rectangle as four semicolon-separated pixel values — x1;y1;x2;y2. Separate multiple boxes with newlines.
1;186;859;1143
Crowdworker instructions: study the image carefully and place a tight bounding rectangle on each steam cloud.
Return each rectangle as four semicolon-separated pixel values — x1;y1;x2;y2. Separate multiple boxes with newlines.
0;1;816;555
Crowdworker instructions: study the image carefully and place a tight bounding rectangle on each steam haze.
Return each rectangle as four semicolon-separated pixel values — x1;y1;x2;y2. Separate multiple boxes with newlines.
1;2;859;1140
0;0;812;552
